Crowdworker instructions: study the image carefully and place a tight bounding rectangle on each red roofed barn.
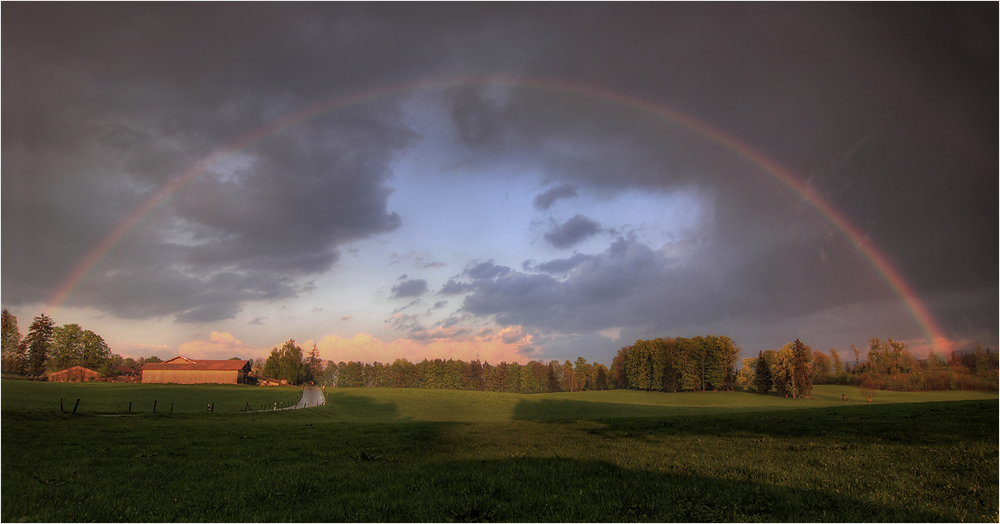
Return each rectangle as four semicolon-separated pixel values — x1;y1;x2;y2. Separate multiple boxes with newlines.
141;356;251;384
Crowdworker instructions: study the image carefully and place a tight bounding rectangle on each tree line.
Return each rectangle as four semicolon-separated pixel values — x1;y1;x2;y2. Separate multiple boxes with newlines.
7;307;994;394
737;337;998;397
254;339;612;392
1;310;163;379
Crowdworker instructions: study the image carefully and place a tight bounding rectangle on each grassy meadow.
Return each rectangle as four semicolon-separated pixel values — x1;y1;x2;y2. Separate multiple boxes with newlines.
2;381;997;522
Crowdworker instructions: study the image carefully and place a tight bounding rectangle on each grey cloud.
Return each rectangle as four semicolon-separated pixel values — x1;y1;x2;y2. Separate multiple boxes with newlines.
533;184;578;210
2;4;423;321
445;86;507;147
392;251;446;269
464;260;511;280
459;234;879;338
392;279;429;299
387;313;424;332
533;253;597;274
440;279;475;296
543;215;602;249
410;327;471;340
3;3;995;350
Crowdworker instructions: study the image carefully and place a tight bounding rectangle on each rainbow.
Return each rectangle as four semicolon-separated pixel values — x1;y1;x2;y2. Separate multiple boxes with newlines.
45;75;950;354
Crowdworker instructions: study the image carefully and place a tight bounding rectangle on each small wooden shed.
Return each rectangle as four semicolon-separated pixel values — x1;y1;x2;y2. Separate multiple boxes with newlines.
47;366;100;382
141;356;251;384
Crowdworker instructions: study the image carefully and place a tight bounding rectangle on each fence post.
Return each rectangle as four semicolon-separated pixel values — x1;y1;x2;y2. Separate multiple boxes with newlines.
128;401;132;413
170;402;174;413
153;401;157;413
72;399;80;415
60;398;65;413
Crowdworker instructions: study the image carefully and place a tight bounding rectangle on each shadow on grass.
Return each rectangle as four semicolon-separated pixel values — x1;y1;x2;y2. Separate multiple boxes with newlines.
323;391;408;423
360;456;963;523
3;399;995;522
513;397;998;445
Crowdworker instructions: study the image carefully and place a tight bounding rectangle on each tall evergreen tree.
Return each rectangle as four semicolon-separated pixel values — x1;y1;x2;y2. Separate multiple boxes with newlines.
24;314;55;377
306;343;323;383
752;350;772;394
594;365;608;390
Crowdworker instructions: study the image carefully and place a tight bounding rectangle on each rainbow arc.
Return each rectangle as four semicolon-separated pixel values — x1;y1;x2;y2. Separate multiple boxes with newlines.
45;75;950;354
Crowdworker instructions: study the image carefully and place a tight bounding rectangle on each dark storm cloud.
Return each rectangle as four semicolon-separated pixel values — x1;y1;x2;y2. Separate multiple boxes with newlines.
392;279;429;299
454;231;893;341
533;184;579;210
432;3;996;346
1;4;438;321
543;215;602;249
2;3;994;348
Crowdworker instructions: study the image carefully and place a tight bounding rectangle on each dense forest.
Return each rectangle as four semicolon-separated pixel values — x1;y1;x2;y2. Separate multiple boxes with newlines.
4;309;996;393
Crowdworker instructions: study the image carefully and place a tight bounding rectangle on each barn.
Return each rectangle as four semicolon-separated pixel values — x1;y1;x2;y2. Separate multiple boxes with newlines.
141;356;251;384
47;366;101;382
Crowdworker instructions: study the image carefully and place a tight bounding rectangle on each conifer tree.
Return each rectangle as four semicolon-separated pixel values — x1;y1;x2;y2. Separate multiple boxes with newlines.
24;314;55;377
594;365;608;390
752;350;772;394
791;339;813;398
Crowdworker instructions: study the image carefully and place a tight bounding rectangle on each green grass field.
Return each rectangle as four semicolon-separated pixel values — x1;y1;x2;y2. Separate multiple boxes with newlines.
2;381;997;522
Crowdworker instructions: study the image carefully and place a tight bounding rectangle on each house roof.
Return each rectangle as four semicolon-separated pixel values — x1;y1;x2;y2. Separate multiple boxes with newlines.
141;357;250;371
47;366;99;376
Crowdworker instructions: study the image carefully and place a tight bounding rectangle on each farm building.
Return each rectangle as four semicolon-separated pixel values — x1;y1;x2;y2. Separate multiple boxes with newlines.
141;356;251;384
47;366;101;382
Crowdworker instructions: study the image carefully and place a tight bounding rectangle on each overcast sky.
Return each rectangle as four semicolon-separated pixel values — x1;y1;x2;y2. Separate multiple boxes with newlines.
3;3;996;365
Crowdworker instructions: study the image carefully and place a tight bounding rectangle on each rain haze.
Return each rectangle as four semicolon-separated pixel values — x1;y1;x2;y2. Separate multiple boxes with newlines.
2;3;996;366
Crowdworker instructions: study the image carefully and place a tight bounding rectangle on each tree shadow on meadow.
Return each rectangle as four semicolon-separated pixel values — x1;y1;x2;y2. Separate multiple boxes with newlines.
321;391;408;423
512;397;998;446
288;455;967;523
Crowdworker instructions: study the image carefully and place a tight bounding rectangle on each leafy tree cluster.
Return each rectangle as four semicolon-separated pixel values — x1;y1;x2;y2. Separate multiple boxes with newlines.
315;357;609;393
261;340;312;385
739;336;998;396
740;339;814;397
850;337;997;392
2;310;157;380
612;336;741;392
